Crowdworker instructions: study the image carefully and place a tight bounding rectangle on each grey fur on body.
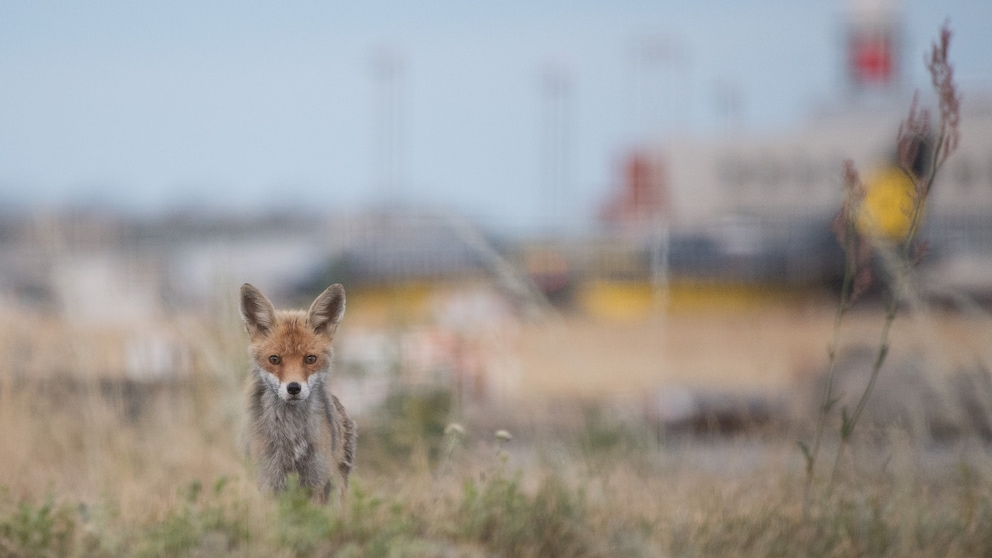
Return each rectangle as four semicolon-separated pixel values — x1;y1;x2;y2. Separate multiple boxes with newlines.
245;366;356;502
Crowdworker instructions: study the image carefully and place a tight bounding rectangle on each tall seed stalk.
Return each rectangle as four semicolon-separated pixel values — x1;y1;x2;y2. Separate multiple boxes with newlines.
801;21;960;513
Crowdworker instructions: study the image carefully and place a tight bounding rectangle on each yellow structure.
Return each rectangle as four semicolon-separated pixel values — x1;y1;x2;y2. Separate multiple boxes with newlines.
856;165;919;242
576;280;810;320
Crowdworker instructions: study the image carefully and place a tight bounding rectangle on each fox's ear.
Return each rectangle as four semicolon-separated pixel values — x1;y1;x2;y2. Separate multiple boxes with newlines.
240;283;277;338
308;284;345;336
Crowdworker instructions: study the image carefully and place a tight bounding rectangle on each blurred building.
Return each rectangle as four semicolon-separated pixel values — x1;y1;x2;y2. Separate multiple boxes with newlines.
583;0;992;314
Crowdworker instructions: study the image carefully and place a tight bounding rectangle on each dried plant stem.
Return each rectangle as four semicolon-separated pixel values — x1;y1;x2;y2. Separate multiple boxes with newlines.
801;216;857;513
827;271;898;493
803;20;959;514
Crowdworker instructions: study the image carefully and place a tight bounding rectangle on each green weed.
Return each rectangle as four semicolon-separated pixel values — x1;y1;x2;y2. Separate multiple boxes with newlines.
0;490;76;558
135;477;250;558
458;467;588;557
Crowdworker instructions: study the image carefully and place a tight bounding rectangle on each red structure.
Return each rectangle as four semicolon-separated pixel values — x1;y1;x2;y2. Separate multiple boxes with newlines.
600;151;671;229
850;31;894;84
845;0;901;91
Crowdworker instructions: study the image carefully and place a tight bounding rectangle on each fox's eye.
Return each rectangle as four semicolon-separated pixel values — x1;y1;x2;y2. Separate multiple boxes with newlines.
305;355;317;365
268;355;281;365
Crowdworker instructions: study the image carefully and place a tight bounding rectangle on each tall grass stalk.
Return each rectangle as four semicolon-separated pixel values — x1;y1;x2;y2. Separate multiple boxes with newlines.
800;164;863;509
802;21;961;511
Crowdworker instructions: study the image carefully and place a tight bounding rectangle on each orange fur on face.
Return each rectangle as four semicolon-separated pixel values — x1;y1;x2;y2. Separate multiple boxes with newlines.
248;310;333;385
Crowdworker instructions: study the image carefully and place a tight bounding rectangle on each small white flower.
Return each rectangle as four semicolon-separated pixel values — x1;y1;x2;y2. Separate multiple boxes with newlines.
445;423;466;437
495;429;513;442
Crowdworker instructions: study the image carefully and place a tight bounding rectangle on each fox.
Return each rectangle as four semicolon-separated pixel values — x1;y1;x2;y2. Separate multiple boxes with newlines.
239;282;356;503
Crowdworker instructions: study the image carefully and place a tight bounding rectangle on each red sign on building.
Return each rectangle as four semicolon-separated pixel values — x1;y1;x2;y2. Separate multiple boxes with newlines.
850;31;894;84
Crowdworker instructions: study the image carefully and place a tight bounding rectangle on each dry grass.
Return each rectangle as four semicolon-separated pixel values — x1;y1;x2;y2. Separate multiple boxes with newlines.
3;297;992;556
513;297;836;399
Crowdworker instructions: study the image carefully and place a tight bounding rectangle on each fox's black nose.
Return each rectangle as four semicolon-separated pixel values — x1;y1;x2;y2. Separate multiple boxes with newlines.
287;382;302;395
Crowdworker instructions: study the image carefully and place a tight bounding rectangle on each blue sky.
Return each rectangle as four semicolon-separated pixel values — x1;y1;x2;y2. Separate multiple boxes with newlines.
1;1;990;233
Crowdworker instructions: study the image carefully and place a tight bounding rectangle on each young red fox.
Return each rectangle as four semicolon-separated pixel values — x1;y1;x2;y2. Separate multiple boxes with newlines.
239;283;356;503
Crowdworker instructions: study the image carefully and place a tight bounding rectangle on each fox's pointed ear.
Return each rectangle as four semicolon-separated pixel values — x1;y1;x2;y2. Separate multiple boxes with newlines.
240;283;277;338
308;284;345;336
